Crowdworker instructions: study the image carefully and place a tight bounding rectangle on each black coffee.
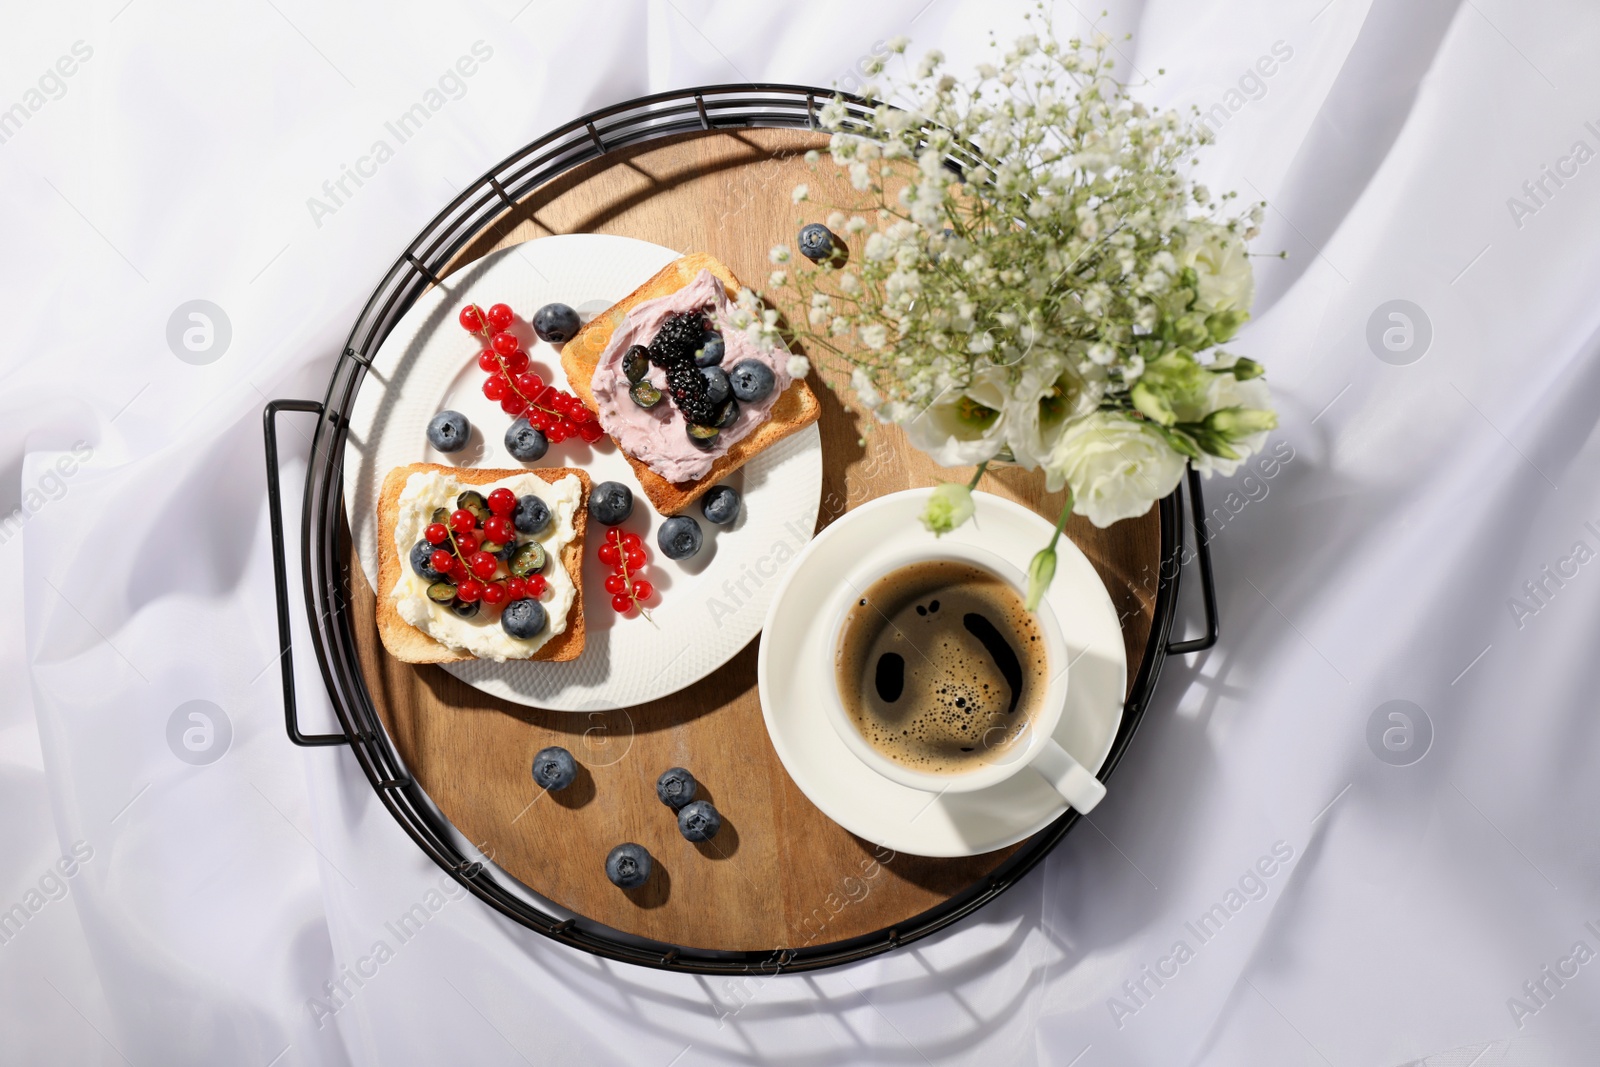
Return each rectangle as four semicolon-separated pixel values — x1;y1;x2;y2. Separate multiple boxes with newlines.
834;560;1049;775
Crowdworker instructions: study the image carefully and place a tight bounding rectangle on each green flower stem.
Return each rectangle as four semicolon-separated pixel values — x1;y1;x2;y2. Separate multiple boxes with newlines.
1046;490;1073;552
965;460;989;493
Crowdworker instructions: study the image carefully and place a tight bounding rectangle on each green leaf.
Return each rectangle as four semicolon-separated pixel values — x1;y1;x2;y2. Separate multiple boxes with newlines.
1131;381;1176;426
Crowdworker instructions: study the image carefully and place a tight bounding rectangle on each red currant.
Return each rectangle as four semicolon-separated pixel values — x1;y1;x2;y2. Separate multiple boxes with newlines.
606;528;623;543
527;573;547;597
483;516;514;543
469;551;497;579
611;593;633;613
477;349;501;373
483;376;508;402
425;523;449;545
487;303;514;331
631;578;654;601
546;426;567;444
449;509;477;534
459;304;485;332
457;579;485;603
505;350;531;375
455;531;480;556
430;548;455;573
555;418;576;437
487;488;516;517
620;532;642;550
491;331;519;357
506;576;529;599
501;395;528;416
572;405;596;424
598;543;620;566
624;547;646;569
514;373;543;396
480;581;508;606
604;574;626;595
578;422;605;444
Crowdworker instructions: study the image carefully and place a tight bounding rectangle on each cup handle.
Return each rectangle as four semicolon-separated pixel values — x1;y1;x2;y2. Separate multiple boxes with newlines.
1030;739;1107;813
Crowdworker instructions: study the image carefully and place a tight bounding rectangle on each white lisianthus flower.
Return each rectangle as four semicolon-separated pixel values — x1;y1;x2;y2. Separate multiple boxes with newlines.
1045;413;1186;527
1178;222;1254;314
1004;364;1104;469
1193;373;1274;477
920;482;976;536
903;366;1010;466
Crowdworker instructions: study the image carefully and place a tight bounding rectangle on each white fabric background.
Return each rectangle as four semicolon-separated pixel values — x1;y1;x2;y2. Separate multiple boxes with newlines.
3;0;1598;1063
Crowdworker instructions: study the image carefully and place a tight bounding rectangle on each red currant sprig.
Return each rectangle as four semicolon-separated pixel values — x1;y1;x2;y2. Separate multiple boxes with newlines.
598;527;653;618
458;302;604;445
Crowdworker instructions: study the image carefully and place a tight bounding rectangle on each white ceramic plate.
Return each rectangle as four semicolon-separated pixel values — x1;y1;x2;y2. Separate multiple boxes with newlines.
344;234;823;710
757;489;1126;857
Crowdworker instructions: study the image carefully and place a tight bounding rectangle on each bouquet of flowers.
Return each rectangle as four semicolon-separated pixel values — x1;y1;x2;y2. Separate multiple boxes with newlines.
766;14;1277;608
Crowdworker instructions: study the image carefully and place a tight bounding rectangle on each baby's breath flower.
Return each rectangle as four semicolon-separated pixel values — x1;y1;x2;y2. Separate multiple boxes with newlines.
769;244;791;264
792;183;809;203
776;16;1273;546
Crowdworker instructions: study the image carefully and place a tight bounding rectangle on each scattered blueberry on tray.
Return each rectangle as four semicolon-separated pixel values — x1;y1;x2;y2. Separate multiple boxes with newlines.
606;843;652;889
657;515;702;560
700;485;741;525
589;481;634;526
798;222;838;262
677;800;722;843
656;767;698;809
532;746;577;791
532;303;581;343
427;410;470;452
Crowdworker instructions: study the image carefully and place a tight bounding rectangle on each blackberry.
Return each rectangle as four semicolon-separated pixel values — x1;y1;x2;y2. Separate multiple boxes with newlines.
649;310;708;367
666;361;720;425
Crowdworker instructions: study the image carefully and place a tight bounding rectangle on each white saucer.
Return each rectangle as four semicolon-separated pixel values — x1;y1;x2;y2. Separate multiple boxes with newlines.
342;234;822;711
757;489;1127;857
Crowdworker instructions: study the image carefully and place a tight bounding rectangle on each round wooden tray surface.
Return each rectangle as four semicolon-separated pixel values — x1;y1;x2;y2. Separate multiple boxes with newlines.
348;128;1160;953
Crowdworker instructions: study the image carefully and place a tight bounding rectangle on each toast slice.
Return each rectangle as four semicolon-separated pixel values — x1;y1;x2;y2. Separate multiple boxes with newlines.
561;253;821;515
376;463;589;664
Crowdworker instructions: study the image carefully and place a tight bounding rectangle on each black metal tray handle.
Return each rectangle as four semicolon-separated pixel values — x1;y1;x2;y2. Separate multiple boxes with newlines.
263;399;350;747
1169;467;1220;655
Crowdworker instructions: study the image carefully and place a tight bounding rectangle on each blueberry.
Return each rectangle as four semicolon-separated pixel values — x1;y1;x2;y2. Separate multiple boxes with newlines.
694;332;726;367
656;767;698;809
711;397;740;429
657;516;702;560
450;599;480;619
589;481;633;526
798;223;838;262
622;345;651;382
410;540;448;581
505;418;549;461
700;485;741;525
501;597;547;639
686;423;720;450
427;410;470;452
512;494;551;535
728;360;775;403
532;746;577;791
532;303;581;343
677;800;722;842
701;365;731;406
605;843;652;889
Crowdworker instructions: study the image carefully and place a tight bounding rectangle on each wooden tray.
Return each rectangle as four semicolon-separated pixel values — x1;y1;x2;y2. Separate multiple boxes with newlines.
346;128;1162;953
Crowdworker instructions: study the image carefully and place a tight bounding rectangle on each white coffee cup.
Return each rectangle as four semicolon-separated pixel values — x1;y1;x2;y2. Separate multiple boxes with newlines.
821;541;1108;814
